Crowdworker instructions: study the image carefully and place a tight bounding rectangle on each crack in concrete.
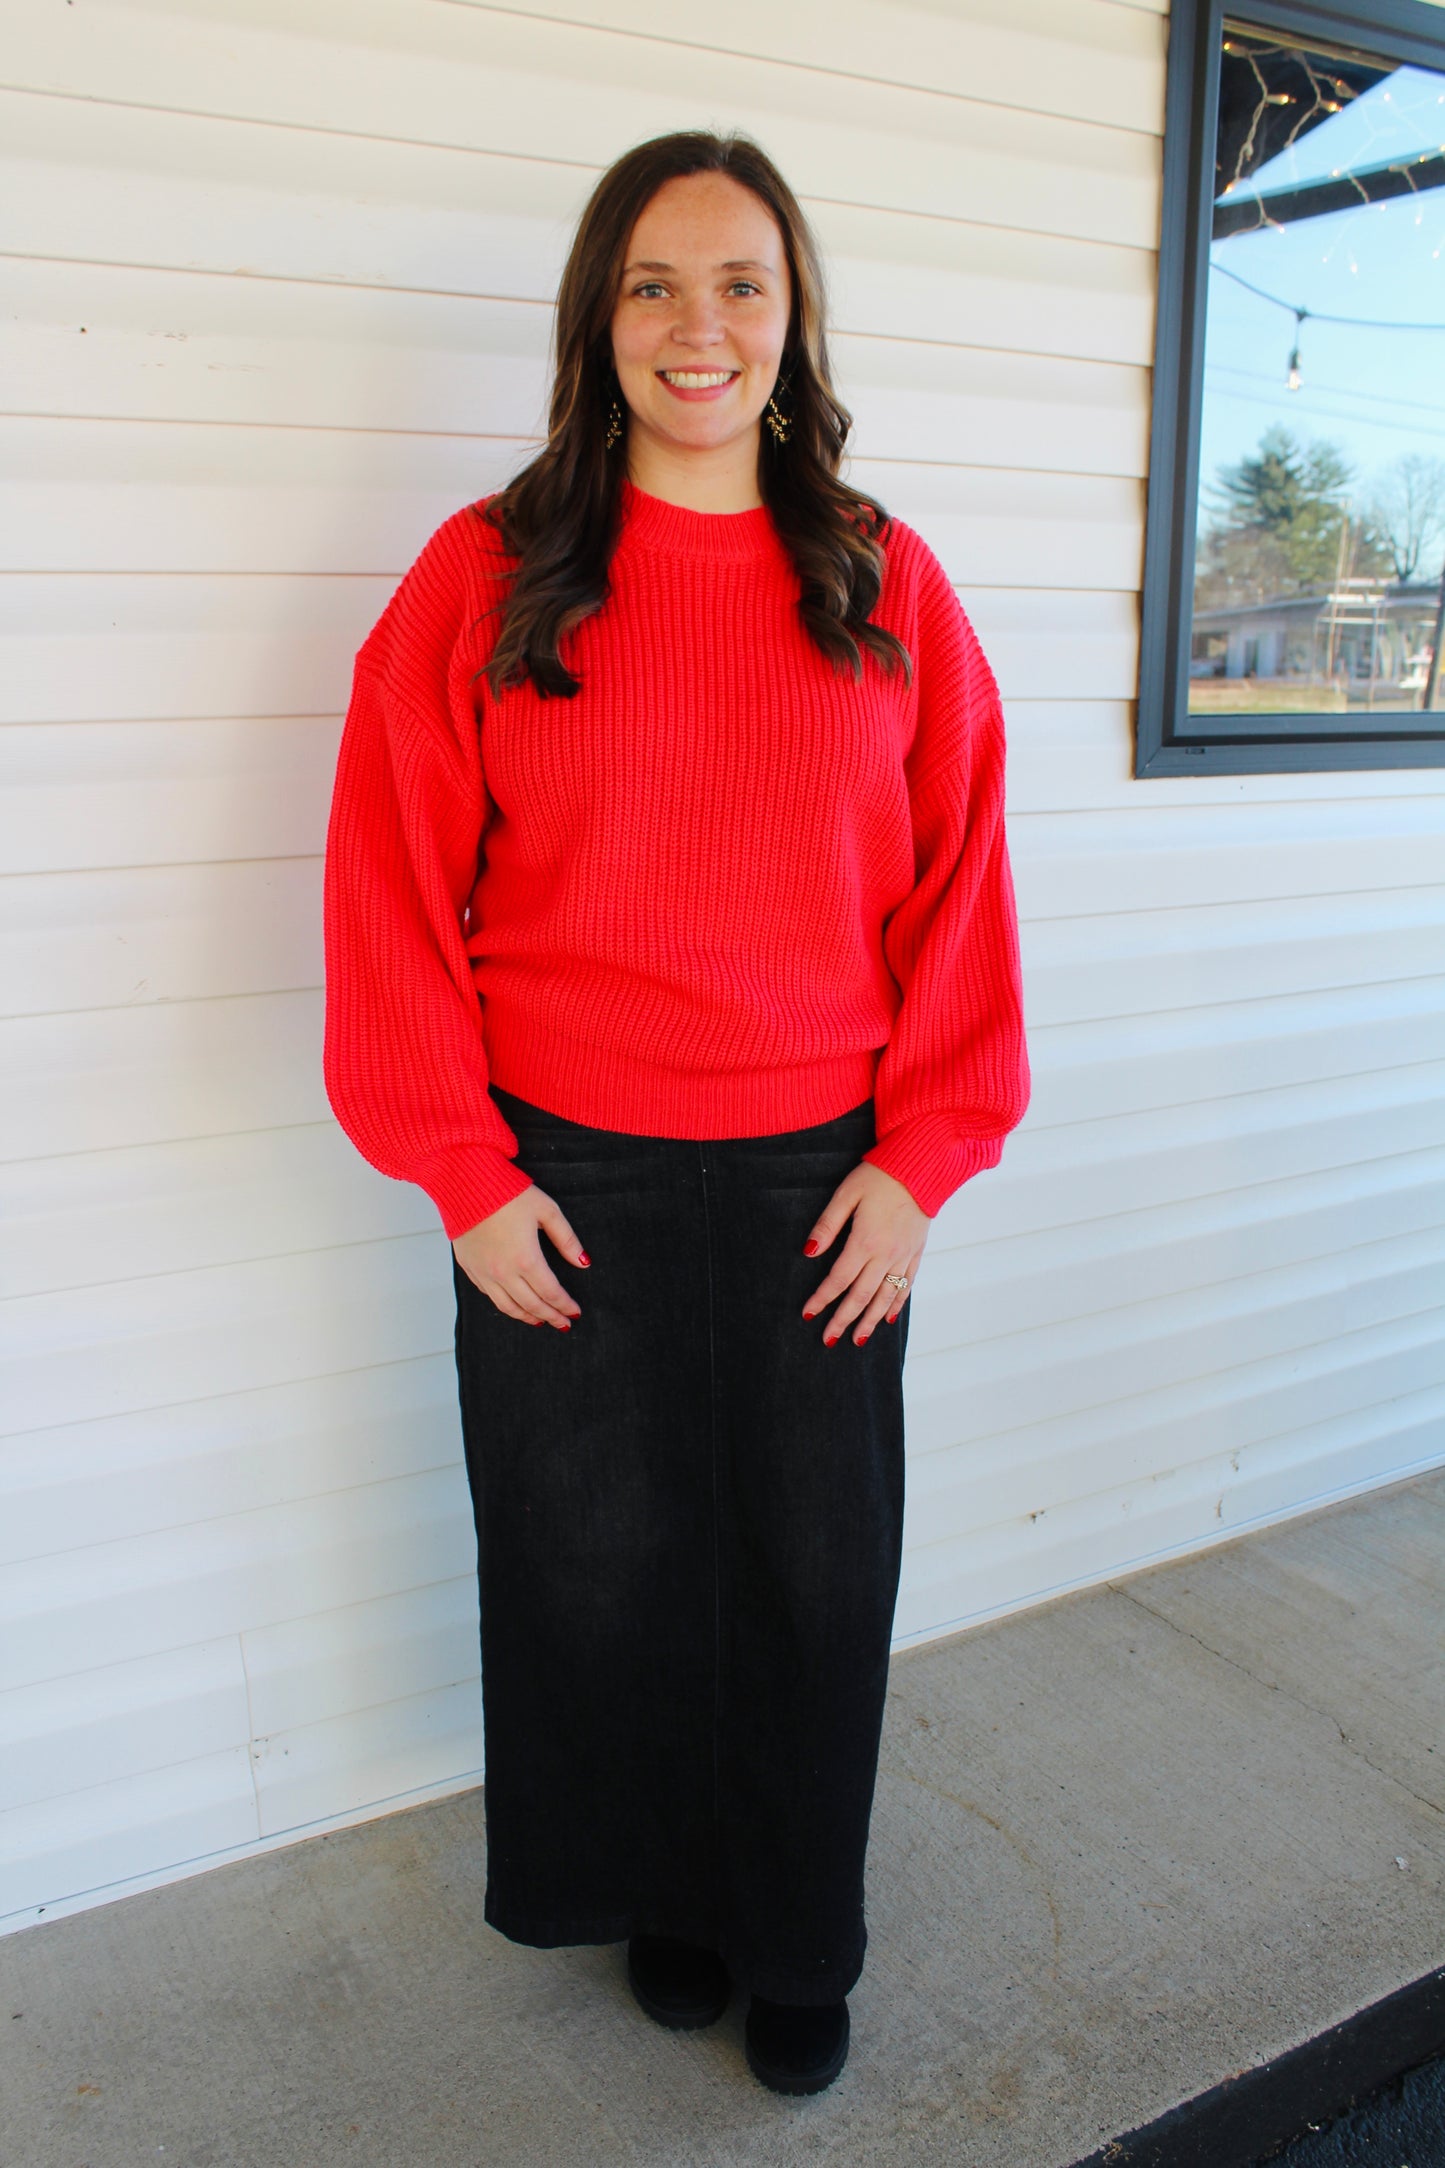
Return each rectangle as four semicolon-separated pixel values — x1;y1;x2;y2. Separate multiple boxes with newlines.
890;1762;1065;1978
1111;1584;1445;1825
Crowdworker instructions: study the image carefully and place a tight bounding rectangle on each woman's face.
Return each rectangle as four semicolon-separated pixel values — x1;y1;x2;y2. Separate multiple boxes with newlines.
609;171;793;464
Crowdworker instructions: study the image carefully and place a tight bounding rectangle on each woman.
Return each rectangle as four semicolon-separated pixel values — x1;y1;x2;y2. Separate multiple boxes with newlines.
322;128;1029;2097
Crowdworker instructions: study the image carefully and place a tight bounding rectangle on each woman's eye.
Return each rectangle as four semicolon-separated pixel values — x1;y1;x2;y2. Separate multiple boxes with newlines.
633;283;667;299
728;282;761;296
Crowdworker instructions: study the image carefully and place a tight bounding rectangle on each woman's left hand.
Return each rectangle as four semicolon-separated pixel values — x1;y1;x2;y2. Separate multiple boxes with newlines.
801;1162;931;1347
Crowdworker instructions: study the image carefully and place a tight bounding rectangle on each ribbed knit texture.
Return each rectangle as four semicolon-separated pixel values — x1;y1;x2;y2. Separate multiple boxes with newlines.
322;479;1030;1238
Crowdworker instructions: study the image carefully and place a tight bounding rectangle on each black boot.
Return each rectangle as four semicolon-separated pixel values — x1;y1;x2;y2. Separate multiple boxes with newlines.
744;1994;850;2094
626;1935;731;2030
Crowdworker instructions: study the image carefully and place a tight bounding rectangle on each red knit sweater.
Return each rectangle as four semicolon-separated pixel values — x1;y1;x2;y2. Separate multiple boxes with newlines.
322;479;1029;1239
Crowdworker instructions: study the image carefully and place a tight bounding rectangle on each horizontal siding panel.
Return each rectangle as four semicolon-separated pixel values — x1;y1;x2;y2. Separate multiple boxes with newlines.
242;1577;479;1737
0;1639;249;1814
849;359;1152;474
0;1233;456;1439
0;717;336;876
1013;802;1445;915
909;1344;1445;1569
896;1391;1444;1644
925;1155;1445;1354
844;351;1148;474
2;859;320;1019
1021;888;1445;1026
0;1746;258;1921
4;0;1162;247
3;1124;422;1302
1024;977;1445;1123
0;280;541;455
1008;725;1445;811
904;1233;1445;1449
957;1064;1445;1244
968;589;1148;699
250;1680;481;1836
0;572;382;725
905;1361;1445;1586
445;0;1167;127
0;1465;477;1693
0;1358;456;1567
0;93;583;308
0;421;536;573
0;990;326;1165
821;206;1156;368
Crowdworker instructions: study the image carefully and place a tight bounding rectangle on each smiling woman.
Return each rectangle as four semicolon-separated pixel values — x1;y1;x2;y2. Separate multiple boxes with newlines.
321;127;1030;2102
476;130;912;701
610;171;792;491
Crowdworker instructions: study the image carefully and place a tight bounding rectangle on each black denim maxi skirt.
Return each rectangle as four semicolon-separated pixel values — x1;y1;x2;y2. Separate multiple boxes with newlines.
451;1081;912;2006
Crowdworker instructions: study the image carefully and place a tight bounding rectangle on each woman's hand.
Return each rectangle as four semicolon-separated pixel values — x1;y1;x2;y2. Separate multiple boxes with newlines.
453;1184;590;1331
802;1162;930;1347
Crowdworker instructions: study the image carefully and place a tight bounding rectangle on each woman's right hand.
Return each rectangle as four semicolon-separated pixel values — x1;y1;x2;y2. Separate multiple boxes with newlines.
452;1185;589;1330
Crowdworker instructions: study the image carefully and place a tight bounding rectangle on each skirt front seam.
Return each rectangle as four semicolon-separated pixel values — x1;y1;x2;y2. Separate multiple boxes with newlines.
697;1137;728;1969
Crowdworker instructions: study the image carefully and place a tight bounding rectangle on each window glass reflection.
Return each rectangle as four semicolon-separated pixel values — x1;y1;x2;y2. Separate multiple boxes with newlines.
1191;22;1445;718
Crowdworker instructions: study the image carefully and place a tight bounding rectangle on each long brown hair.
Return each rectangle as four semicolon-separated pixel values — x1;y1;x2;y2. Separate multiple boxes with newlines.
474;129;912;700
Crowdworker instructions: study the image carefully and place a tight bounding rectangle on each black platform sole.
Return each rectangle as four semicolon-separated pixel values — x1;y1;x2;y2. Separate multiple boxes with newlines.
744;2003;851;2095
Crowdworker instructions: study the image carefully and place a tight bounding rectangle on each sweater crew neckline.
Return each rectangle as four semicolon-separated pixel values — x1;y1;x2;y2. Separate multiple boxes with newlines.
618;477;780;561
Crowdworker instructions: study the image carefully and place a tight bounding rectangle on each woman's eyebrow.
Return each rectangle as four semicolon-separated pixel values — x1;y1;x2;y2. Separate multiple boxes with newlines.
621;258;778;274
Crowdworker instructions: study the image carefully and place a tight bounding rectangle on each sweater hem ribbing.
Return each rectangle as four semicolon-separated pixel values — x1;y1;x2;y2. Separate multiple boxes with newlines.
483;1001;883;1141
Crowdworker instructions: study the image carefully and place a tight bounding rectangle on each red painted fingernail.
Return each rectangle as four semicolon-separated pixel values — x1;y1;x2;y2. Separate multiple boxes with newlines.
824;1334;838;1346
558;1321;571;1331
802;1309;816;1321
577;1251;590;1266
803;1238;819;1256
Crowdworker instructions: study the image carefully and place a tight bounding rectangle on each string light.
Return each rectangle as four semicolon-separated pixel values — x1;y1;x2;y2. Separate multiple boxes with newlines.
1213;257;1445;390
1209;257;1445;332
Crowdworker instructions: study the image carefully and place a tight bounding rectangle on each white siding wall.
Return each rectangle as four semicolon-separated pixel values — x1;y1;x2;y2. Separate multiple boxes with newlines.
3;0;1442;1930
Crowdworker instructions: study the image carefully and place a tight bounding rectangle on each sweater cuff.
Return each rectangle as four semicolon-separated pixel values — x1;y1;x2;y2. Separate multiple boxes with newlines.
412;1144;536;1242
862;1115;1006;1219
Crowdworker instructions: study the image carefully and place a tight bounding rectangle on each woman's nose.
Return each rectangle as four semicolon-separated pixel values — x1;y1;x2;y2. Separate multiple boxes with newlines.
671;296;725;347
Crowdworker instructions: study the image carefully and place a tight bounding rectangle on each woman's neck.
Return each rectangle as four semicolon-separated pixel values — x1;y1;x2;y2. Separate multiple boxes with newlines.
624;428;764;514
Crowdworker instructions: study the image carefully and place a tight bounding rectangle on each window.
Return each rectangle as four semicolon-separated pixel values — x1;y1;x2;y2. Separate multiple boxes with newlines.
1137;0;1445;773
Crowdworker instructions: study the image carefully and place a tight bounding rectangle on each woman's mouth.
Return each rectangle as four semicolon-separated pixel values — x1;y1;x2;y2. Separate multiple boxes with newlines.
657;369;740;401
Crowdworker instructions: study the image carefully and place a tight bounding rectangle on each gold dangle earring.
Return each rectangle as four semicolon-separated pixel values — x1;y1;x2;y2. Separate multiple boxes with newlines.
764;373;792;444
605;394;624;452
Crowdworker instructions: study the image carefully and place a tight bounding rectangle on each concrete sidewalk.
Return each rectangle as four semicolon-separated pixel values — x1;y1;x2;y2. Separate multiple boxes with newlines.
4;1467;1442;2168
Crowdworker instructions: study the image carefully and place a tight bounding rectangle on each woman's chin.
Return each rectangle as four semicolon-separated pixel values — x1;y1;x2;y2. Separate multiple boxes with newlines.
635;412;758;458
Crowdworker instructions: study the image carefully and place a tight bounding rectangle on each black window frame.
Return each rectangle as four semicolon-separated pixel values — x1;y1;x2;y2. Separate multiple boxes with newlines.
1137;0;1445;776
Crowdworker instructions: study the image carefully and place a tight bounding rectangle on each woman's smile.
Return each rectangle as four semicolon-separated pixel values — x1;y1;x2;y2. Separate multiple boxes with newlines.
656;367;741;400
